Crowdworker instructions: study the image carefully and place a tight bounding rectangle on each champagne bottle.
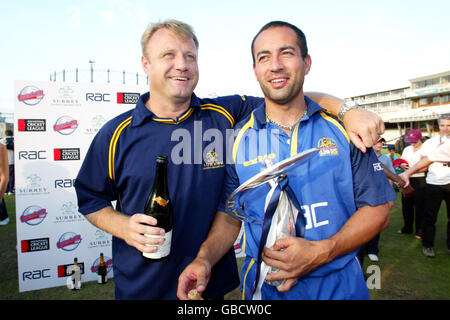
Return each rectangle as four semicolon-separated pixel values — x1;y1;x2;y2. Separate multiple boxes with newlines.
143;155;173;260
97;253;108;284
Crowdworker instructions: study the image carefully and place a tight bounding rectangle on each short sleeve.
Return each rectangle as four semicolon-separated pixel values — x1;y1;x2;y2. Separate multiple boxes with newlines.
351;145;397;208
74;126;118;215
217;163;240;214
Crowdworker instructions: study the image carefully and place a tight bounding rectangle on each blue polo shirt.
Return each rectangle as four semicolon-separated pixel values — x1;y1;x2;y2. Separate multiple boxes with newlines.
75;92;261;299
219;97;396;300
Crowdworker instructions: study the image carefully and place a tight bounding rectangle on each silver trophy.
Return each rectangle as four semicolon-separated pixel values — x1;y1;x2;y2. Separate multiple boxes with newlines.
226;148;319;223
225;148;319;295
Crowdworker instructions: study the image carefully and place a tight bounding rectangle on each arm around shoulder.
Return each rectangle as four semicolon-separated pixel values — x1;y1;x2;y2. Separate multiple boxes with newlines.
306;92;384;152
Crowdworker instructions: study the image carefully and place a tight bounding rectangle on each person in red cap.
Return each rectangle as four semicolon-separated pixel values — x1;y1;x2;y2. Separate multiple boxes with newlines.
398;129;426;239
400;114;450;257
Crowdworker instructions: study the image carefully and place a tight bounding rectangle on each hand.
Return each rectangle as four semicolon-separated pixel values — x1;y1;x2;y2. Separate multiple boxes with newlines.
343;108;385;153
262;237;330;292
400;185;415;197
122;213;166;254
400;163;409;170
394;175;406;188
398;172;410;188
177;257;211;300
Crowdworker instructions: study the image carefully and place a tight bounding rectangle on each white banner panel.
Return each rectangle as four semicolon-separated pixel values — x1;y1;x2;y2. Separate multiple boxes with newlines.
14;80;147;292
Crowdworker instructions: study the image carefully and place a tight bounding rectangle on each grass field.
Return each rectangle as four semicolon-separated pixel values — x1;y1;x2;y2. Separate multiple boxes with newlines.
0;194;449;300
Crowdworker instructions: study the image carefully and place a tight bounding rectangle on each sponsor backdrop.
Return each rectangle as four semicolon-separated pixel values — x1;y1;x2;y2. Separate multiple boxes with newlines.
15;80;146;292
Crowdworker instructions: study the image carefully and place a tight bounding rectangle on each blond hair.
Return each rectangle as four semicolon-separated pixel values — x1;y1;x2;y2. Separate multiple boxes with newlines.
141;19;199;58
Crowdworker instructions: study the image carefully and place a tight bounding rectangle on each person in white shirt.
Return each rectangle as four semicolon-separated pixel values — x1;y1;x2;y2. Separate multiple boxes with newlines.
400;115;450;257
428;140;450;162
400;142;450;184
397;130;427;239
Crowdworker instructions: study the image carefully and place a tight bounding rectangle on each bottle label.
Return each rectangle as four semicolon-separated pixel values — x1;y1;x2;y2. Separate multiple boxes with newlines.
98;274;108;284
142;230;172;259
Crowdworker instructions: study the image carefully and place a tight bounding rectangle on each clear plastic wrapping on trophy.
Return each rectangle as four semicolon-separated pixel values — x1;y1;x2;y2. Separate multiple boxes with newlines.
264;175;298;287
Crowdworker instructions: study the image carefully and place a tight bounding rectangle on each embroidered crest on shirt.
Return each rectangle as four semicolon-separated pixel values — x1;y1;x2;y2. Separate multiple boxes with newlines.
318;137;339;156
203;150;224;170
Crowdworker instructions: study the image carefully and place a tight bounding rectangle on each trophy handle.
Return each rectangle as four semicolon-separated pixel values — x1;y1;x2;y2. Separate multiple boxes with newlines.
225;148;319;222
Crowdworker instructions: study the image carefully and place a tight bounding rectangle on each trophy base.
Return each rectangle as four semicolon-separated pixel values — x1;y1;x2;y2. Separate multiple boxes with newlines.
266;267;283;287
266;280;283;287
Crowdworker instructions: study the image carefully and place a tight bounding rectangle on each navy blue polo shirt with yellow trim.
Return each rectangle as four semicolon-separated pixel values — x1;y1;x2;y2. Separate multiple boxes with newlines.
75;92;261;299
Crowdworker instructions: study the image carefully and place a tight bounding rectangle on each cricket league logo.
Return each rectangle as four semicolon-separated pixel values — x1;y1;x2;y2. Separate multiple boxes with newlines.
53;116;79;135
318;137;339;156
20;205;48;226
18;86;44;106
57;232;82;251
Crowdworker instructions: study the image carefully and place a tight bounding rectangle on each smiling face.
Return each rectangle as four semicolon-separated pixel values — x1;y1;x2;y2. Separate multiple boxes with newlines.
439;118;450;137
142;28;199;105
252;26;311;106
373;140;384;153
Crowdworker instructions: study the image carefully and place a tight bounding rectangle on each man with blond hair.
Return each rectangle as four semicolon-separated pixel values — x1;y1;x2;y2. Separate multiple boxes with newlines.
75;19;384;299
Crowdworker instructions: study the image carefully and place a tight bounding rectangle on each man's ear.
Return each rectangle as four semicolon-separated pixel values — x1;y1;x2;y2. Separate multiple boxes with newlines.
142;55;151;74
304;55;312;75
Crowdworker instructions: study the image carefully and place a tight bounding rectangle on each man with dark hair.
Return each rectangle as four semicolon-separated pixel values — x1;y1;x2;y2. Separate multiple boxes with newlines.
178;21;395;300
251;20;309;64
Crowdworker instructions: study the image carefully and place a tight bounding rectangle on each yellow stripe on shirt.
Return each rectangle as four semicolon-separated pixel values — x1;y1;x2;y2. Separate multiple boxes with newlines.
241;258;255;300
319;111;350;143
232;113;255;164
108;116;132;180
290;121;301;156
201;104;235;127
152;108;194;124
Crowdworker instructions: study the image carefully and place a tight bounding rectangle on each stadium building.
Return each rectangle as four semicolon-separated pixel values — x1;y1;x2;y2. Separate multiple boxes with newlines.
347;70;450;143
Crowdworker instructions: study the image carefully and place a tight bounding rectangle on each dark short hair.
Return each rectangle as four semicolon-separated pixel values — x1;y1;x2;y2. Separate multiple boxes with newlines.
251;21;308;65
438;113;450;124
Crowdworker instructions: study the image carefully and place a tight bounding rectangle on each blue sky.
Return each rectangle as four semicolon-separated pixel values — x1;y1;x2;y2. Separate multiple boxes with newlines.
1;0;449;113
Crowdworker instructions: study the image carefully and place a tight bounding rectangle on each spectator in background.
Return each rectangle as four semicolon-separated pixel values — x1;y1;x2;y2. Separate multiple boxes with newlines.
387;144;398;164
0;130;14;195
358;138;396;263
395;134;408;155
400;115;450;257
0;144;9;226
398;129;427;239
387;144;400;191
